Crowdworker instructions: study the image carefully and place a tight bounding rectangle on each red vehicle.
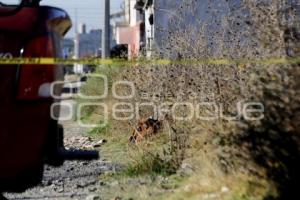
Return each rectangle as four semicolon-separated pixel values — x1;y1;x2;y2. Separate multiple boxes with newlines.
0;0;98;194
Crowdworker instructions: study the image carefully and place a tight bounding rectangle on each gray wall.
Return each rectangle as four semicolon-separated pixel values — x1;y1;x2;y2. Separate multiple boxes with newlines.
154;0;300;58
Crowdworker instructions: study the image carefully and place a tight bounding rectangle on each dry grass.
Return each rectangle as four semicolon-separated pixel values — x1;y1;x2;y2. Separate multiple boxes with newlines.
76;0;300;199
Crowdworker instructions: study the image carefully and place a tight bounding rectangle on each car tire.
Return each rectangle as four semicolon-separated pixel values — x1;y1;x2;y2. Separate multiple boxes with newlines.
44;120;65;166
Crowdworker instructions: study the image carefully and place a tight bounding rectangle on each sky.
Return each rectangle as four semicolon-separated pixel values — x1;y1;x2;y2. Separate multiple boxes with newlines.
41;0;123;37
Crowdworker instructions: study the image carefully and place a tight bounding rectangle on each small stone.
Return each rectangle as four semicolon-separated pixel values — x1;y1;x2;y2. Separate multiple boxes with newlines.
110;181;119;187
43;180;52;186
65;178;71;182
93;139;107;147
82;161;89;166
89;187;97;192
139;180;147;185
100;166;110;171
76;183;84;188
86;194;101;200
67;167;74;172
221;186;229;193
99;181;105;186
56;187;64;193
84;145;94;149
180;163;194;175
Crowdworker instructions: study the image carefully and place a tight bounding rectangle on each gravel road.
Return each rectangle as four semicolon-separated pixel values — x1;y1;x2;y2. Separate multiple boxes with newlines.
5;99;116;200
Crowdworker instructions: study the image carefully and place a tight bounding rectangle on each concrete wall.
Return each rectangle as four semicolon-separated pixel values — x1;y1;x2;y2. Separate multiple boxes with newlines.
153;0;300;58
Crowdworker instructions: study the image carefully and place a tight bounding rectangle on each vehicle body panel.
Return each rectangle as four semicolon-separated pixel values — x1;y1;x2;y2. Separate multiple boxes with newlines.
0;5;71;192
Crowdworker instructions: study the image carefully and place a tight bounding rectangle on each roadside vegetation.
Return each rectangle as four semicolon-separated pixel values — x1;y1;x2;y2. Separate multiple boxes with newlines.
75;1;300;200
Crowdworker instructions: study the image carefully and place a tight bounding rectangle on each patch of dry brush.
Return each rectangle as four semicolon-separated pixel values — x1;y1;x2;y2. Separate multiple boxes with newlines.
116;0;300;199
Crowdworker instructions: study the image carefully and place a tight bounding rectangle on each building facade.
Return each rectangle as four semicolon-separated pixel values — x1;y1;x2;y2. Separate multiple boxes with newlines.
115;0;145;59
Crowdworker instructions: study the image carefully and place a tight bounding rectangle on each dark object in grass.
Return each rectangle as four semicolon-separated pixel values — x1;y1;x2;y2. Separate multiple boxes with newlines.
129;117;163;144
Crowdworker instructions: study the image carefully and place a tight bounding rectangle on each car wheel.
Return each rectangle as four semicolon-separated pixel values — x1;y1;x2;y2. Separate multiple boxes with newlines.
44;121;65;166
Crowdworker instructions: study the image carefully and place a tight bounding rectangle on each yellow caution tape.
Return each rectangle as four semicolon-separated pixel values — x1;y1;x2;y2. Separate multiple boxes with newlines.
0;57;300;66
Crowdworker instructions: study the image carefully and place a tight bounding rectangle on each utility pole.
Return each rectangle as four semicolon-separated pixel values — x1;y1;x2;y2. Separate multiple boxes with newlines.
74;8;79;60
74;8;83;74
102;0;110;58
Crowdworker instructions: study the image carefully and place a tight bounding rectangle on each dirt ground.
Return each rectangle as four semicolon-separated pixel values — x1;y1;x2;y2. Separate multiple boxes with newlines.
5;99;118;200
